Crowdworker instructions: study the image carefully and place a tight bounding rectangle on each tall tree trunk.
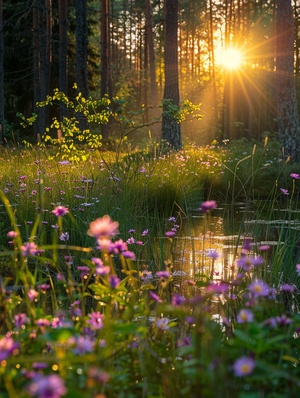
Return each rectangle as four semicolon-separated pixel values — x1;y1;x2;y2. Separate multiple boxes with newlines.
32;0;41;140
0;0;4;143
101;0;110;139
75;0;88;130
59;0;68;121
145;0;157;107
276;0;300;160
161;0;181;151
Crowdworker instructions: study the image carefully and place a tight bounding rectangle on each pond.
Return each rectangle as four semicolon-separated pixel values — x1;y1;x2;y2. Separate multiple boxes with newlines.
167;202;300;283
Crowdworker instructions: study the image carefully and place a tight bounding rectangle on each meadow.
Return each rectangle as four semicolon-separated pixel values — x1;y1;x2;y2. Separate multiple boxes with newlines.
1;137;300;398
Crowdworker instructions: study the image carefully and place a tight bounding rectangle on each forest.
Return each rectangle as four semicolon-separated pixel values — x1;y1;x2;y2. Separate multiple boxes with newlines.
1;0;300;157
2;2;300;397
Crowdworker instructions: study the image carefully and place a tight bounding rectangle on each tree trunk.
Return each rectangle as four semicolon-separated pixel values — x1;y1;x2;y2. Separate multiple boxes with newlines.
0;0;4;143
101;0;110;139
276;0;300;160
59;0;68;121
161;0;181;151
75;0;88;130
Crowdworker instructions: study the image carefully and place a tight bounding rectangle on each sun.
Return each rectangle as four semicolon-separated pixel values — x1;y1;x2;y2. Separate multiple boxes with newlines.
219;48;243;70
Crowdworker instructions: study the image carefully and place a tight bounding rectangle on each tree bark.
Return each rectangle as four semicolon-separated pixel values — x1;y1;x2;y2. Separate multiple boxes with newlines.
276;0;300;160
59;0;68;121
75;0;88;130
161;0;182;151
0;0;4;143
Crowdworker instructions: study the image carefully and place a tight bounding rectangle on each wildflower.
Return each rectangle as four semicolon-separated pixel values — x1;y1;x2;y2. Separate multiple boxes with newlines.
28;289;39;301
149;291;162;303
110;239;128;254
72;336;95;355
109;275;120;289
241;237;252;255
27;374;67;398
248;280;269;297
156;317;170;331
56;273;66;282
14;313;29;328
59;232;69;241
35;318;51;328
87;312;104;330
236;255;263;272
296;264;300;276
275;314;292;326
172;293;185;306
141;229;149;236
258;244;271;251
156;271;170;279
237;309;254;323
233;356;255;377
279;284;295;292
206;281;229;294
186;279;196;286
127;237;136;244
280;188;289;195
77;266;90;279
7;230;18;239
58;160;70;165
206;249;219;259
200;200;217;213
165;230;176;237
20;241;39;257
0;336;19;361
290;173;300;179
121;250;136;260
37;284;50;292
128;229;135;234
88;215;119;239
97;238;113;252
51;205;69;217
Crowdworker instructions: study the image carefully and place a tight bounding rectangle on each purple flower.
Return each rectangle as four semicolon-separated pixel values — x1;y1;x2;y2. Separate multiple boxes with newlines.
109;239;128;254
14;313;29;328
109;275;120;289
59;232;69;241
290;173;300;179
27;374;67;398
51;205;69;217
141;229;149;236
279;284;295;292
248;280;269;297
87;312;104;330
236;255;263;271
165;231;176;237
233;356;255;377
87;215;119;239
172;293;185;306
72;336;95;354
205;249;219;259
280;188;289;195
121;250;136;260
149;291;162;303
77;266;90;279
296;264;300;276
156;271;170;279
0;336;19;361
237;309;254;323
156;317;170;331
241;237;252;255
200;200;217;213
20;241;39;257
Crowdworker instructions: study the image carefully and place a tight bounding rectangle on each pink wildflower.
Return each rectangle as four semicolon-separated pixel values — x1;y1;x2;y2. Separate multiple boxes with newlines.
88;215;119;239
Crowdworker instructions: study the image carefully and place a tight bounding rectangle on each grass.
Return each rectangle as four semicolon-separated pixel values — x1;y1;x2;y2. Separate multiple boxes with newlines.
1;138;300;397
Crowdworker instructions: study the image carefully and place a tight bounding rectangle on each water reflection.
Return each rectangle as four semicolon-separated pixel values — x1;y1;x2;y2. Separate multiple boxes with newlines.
170;204;281;282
